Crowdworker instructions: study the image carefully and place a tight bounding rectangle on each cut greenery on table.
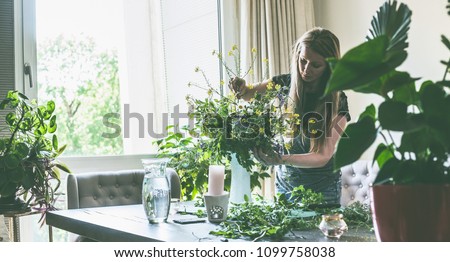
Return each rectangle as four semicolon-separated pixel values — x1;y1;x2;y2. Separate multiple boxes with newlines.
209;186;372;241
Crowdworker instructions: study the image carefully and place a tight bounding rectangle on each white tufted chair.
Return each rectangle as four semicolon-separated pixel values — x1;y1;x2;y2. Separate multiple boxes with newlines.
340;160;379;207
65;168;181;241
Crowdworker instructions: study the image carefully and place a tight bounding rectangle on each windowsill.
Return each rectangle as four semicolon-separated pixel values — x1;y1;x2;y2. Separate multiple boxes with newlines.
59;154;158;174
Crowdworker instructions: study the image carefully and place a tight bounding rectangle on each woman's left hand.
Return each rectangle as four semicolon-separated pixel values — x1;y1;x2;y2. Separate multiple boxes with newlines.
253;147;282;165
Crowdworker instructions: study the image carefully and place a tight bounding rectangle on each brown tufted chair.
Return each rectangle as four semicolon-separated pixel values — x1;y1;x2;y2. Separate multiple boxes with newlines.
66;168;181;241
340;160;379;207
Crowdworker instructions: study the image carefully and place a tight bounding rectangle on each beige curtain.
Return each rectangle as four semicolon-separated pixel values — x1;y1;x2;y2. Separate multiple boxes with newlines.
223;0;315;198
236;0;315;83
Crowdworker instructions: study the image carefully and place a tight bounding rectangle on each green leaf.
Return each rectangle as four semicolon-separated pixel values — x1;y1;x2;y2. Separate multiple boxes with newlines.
358;104;376;122
441;35;450;51
420;83;446;117
46;100;56;114
7;168;24;183
378;100;407;130
378;101;425;133
58;144;67;155
0;181;19;197
22;171;35;190
15;143;30;158
325;37;407;94
4;154;20;169
52;135;59;151
55;163;71;173
366;0;412;53
398;128;429;155
6;112;16;126
382;71;418;96
374;157;400;185
48;115;57;133
334;116;377;170
373;143;394;168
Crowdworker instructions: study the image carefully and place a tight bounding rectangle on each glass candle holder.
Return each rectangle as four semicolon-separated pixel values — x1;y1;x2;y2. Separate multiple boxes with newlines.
319;214;348;238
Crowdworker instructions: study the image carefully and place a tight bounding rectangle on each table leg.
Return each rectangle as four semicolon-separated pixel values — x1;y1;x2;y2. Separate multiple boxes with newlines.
12;216;20;242
48;225;53;242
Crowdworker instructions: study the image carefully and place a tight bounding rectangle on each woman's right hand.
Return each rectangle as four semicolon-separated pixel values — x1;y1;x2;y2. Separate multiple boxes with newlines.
228;77;247;99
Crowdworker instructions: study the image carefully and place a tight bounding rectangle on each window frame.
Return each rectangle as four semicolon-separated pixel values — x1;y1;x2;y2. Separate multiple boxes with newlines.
19;0;225;173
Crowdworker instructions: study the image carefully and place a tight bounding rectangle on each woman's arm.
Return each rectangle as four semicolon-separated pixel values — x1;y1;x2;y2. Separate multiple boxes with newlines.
256;115;348;168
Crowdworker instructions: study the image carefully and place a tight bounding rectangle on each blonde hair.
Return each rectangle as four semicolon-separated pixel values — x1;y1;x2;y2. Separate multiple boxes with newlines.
287;27;341;153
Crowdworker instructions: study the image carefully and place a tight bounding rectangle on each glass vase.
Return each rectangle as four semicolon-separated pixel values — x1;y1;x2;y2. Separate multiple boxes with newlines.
141;158;171;223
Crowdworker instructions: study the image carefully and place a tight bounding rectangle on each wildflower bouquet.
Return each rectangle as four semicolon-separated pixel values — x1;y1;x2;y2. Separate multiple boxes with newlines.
156;46;298;200
187;46;298;171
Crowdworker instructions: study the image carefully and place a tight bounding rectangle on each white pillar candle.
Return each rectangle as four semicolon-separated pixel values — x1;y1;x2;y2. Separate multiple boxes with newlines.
207;165;225;196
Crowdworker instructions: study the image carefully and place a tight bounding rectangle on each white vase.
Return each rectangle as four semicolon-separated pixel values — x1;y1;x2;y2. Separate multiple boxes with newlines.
229;153;252;203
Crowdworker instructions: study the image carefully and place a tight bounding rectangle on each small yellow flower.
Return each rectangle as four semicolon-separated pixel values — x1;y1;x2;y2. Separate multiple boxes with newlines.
217;53;222;59
293;113;300;118
248;84;254;90
259;127;265;134
220;80;225;86
255;110;262;116
249;69;254;75
228;51;233;56
207;89;213;96
251;47;257;53
267;81;274;90
232;45;238;51
275;84;281;91
263;58;269;63
284;143;292;150
308;119;316;124
310;129;318;134
229;93;236;99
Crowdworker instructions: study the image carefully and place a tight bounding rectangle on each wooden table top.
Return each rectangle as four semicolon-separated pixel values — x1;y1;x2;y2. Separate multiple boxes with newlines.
46;204;376;242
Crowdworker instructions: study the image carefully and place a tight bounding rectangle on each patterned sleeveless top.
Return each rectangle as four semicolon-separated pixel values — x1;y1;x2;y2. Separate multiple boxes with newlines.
272;74;351;205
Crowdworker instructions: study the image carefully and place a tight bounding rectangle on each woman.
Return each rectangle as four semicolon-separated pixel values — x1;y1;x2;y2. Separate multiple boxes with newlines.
229;27;350;205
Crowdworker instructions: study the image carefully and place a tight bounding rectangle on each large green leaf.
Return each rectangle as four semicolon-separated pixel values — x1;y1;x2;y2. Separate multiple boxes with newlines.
378;101;424;132
420;83;447;117
325;0;412;95
334;116;377;170
366;0;412;53
374;157;400;185
325;37;407;94
398;128;429;155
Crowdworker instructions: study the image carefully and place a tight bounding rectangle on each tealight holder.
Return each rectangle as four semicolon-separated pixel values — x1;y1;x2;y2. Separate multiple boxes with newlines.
204;192;229;223
319;213;348;238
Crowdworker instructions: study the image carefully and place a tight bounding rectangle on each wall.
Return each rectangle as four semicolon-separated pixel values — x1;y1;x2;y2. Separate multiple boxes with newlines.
314;0;450;159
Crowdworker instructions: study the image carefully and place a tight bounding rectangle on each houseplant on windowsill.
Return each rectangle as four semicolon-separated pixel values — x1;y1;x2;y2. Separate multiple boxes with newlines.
0;91;70;222
324;0;449;241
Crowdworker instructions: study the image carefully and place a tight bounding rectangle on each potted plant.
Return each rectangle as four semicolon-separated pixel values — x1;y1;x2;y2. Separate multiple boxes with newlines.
0;91;70;218
324;0;449;241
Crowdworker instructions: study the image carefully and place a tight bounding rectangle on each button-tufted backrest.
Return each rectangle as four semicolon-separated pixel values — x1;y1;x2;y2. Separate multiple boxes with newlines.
340;160;379;207
67;168;181;209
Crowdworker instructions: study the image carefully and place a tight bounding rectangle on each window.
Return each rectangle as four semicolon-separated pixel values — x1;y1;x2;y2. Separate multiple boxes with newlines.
24;0;220;158
12;0;221;241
